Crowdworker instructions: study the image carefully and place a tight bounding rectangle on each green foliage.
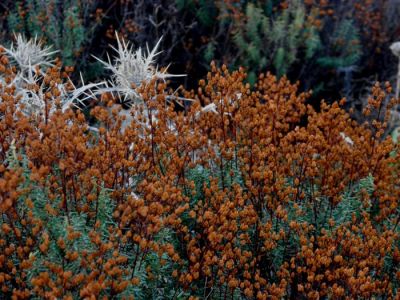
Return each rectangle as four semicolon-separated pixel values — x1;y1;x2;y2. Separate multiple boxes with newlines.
2;145;188;299
7;0;94;67
333;174;374;223
317;19;362;69
61;5;86;67
186;165;211;203
288;174;374;229
204;41;217;63
232;1;321;81
175;0;217;27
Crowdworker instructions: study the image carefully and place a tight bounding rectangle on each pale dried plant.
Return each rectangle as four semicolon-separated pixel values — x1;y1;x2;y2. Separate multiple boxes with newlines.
60;73;106;112
93;33;185;108
0;33;227;126
4;34;58;73
0;34;103;117
0;34;57;116
390;41;400;99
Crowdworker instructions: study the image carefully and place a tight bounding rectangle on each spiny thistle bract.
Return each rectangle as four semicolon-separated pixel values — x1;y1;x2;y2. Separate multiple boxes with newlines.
0;33;200;130
0;34;103;117
0;34;56;116
4;34;58;73
59;73;106;112
93;33;185;108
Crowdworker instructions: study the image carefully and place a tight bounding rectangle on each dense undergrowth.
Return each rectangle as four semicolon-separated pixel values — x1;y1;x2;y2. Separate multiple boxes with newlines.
1;33;400;299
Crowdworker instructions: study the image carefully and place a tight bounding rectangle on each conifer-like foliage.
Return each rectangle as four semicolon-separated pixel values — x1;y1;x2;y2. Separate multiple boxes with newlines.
232;1;320;82
6;0;90;67
317;19;362;69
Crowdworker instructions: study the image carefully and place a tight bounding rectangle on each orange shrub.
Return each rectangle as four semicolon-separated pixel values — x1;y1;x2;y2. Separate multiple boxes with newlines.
0;52;400;299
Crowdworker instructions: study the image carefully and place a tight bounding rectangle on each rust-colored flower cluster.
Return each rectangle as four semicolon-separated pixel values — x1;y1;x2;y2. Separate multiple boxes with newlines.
1;50;400;299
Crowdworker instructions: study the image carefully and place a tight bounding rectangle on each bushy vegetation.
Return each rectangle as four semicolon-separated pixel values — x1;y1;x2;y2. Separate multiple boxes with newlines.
1;44;400;298
1;1;400;299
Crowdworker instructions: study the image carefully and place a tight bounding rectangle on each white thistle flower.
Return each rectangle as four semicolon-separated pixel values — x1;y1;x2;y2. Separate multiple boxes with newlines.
16;68;46;116
0;34;105;117
4;34;58;72
0;34;58;116
93;33;184;107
